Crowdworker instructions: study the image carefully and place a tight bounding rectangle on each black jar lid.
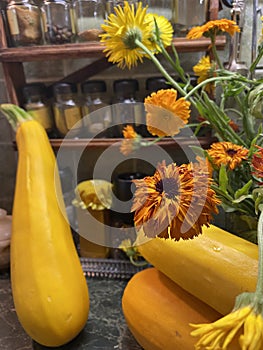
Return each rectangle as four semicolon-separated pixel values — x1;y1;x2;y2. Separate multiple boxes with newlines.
113;79;139;95
22;82;47;99
52;82;78;95
146;77;170;93
81;80;107;94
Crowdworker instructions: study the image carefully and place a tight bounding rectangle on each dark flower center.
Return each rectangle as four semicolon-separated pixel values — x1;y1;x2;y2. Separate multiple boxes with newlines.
156;178;179;199
226;149;237;157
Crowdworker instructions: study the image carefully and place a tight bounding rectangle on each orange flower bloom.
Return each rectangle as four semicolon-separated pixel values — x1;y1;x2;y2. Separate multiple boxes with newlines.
187;19;240;40
144;89;191;137
207;142;249;170
229;119;239;132
252;146;263;180
120;125;140;155
132;160;220;241
122;125;137;139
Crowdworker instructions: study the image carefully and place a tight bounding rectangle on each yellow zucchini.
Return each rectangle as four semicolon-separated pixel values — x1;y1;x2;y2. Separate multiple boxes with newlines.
122;267;239;350
137;224;258;315
1;104;89;347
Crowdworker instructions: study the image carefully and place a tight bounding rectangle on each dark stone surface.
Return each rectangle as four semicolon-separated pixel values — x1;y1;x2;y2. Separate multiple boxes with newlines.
0;272;143;350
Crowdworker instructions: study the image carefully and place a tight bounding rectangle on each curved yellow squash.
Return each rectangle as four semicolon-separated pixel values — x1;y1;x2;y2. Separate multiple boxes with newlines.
10;116;89;347
137;225;258;315
122;267;240;350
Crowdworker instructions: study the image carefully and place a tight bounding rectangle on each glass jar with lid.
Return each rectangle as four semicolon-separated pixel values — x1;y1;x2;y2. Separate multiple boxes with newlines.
23;82;55;136
143;0;173;22
73;0;105;42
105;0;138;17
81;80;111;138
52;82;83;137
42;0;76;44
6;0;44;46
111;78;144;137
173;0;208;37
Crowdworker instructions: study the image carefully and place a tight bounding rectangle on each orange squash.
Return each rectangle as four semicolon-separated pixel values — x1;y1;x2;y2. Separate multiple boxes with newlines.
137;224;258;315
122;267;240;350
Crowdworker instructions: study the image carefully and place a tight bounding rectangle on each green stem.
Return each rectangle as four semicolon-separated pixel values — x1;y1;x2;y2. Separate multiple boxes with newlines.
250;44;263;76
184;76;235;100
0;104;32;132
256;210;263;296
130;255;148;267
211;35;224;70
134;39;187;98
141;136;163;147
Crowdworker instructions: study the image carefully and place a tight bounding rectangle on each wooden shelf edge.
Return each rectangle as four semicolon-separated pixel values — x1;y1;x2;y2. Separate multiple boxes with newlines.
0;36;226;62
50;136;217;150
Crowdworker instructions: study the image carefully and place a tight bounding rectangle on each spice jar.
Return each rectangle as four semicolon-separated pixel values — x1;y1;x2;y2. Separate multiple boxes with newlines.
145;76;170;95
52;82;83;137
23;82;55;135
111;78;144;137
73;0;105;42
173;0;208;37
6;0;44;46
144;0;173;21
81;80;111;137
42;0;75;44
105;0;137;17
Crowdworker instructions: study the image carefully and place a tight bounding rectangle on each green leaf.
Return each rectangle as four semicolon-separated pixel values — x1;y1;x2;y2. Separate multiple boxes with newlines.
218;165;228;193
234;179;253;199
232;194;253;203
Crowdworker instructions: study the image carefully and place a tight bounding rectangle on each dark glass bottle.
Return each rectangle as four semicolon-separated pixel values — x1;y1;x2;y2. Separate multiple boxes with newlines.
145;76;170;95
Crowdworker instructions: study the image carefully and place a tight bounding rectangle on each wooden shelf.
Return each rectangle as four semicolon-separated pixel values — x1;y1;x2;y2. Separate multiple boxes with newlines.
49;136;217;150
0;36;226;62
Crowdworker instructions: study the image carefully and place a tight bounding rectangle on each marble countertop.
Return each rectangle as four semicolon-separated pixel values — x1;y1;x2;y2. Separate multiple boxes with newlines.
0;271;143;350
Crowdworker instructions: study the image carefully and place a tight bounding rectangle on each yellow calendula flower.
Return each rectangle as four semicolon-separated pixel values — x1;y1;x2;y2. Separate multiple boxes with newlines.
146;13;173;51
132;160;219;241
191;306;254;349
193;56;216;95
207;141;249;170
187;18;240;40
144;89;191;137
100;2;153;69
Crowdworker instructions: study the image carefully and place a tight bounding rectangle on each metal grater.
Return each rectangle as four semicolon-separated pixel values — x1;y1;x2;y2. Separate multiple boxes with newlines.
80;257;149;279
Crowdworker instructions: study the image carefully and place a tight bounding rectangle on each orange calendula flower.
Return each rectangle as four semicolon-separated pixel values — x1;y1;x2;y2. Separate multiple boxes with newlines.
120;125;141;155
122;125;137;139
144;89;191;137
207;141;249;170
252;146;263;180
187;19;240;40
193;55;216;95
132;160;220;241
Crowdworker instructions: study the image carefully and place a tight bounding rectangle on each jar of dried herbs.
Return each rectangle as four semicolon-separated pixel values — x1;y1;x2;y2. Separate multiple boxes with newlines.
6;0;44;46
42;0;76;44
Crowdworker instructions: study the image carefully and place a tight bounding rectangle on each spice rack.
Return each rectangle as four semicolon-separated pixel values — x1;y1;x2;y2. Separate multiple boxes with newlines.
0;0;224;151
